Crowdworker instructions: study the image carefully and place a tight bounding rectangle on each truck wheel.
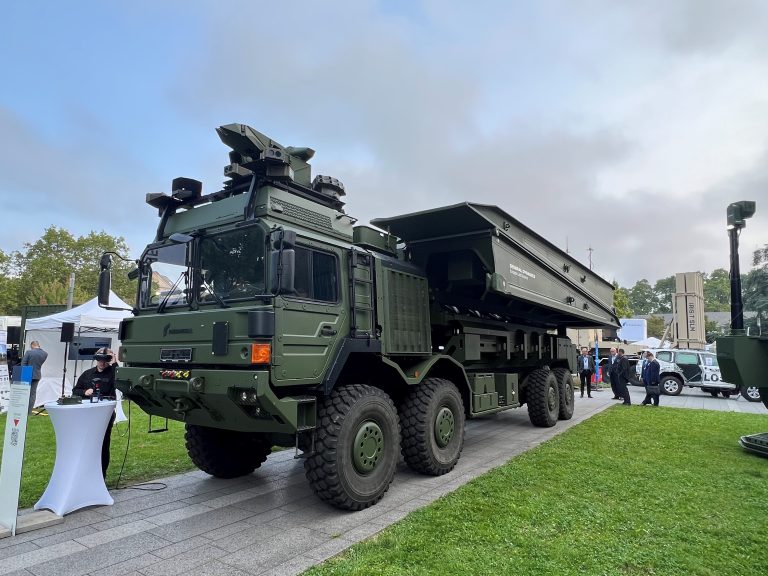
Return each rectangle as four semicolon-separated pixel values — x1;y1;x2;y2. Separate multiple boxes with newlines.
185;425;271;479
400;378;465;476
525;369;560;428
551;368;574;421
741;386;762;403
304;384;400;511
661;376;683;396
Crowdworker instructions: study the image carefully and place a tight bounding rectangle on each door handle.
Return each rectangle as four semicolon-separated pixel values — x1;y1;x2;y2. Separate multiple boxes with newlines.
320;325;337;336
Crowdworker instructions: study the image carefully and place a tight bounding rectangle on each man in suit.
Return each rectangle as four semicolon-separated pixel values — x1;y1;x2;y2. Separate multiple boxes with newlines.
576;346;596;398
607;347;622;400
21;340;48;414
616;348;632;405
641;351;661;406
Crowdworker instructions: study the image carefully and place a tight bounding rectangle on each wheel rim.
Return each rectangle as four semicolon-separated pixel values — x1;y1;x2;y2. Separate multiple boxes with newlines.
548;384;558;412
663;379;679;394
746;387;761;400
352;420;384;475
434;406;455;448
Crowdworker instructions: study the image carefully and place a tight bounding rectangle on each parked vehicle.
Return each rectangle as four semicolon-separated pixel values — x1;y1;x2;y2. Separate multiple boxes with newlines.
97;124;620;510
635;348;761;401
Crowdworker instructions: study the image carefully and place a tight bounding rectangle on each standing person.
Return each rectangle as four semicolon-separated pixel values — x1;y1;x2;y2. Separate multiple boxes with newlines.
641;351;661;406
607;347;622;400
577;346;595;398
21;340;48;414
73;348;117;478
616;348;632;405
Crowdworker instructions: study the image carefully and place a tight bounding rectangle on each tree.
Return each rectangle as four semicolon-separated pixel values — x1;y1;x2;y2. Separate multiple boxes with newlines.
0;249;21;315
9;227;136;309
743;244;768;334
646;315;666;339
703;268;730;312
629;279;656;315
612;281;633;318
653;275;675;313
704;315;725;343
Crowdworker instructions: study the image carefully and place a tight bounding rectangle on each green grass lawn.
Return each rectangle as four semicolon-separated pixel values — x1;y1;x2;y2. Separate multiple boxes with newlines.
305;407;768;576
0;402;196;508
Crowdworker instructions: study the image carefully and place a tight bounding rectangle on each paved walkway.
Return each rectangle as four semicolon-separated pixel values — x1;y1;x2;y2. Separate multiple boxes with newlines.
2;388;765;576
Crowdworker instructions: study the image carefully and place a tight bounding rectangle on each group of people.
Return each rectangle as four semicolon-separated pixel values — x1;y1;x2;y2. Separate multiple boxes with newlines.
576;346;662;406
18;341;118;478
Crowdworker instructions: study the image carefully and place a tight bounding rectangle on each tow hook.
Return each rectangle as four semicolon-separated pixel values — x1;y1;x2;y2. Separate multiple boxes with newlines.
173;398;192;414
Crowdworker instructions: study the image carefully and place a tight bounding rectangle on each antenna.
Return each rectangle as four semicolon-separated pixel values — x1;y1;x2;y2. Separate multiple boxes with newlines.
587;245;594;270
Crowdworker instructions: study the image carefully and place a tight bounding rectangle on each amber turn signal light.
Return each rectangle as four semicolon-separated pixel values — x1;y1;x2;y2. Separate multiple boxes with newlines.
251;343;271;364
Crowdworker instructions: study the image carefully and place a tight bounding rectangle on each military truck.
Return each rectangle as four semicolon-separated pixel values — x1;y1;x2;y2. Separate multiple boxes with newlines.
98;124;619;510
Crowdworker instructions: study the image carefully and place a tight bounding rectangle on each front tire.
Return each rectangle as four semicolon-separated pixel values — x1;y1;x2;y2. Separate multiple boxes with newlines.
661;376;683;396
741;386;762;403
185;425;271;479
400;378;465;476
526;369;560;427
551;368;574;420
304;384;400;511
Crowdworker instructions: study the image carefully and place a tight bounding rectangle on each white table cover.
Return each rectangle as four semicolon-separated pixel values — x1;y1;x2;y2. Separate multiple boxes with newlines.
34;400;116;515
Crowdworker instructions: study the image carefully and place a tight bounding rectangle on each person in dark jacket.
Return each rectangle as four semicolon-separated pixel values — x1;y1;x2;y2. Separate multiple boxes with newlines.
21;340;48;414
576;347;596;398
73;348;117;478
607;347;622;400
616;348;632;405
641;351;661;406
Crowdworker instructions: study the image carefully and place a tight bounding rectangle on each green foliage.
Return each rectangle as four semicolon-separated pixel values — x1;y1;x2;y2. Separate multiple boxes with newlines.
645;314;666;338
611;281;633;318
306;408;768;576
0;404;194;508
628;279;656;315
0;227;136;314
743;244;768;334
704;315;725;343
702;268;731;312
652;275;675;313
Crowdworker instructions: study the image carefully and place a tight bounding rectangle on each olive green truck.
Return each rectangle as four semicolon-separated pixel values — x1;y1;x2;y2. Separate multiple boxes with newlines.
99;124;619;510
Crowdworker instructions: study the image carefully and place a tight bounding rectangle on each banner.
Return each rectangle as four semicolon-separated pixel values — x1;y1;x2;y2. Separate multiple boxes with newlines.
0;366;32;536
0;343;10;413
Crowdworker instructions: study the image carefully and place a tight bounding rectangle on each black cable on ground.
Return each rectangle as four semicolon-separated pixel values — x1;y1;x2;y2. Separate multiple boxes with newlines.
112;399;168;492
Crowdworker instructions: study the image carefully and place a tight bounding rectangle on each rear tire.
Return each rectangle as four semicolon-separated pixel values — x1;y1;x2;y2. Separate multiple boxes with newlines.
400;378;465;476
741;386;762;403
552;368;574;421
304;384;400;511
185;425;271;479
526;369;560;428
661;376;683;396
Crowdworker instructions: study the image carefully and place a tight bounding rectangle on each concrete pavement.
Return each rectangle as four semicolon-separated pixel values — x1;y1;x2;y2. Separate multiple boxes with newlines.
2;386;764;576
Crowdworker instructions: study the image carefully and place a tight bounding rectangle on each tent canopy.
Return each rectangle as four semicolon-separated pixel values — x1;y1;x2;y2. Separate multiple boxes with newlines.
26;292;132;332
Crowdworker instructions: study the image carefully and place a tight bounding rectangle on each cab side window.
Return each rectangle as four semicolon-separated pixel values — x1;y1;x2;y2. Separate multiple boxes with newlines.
656;351;672;362
293;246;338;302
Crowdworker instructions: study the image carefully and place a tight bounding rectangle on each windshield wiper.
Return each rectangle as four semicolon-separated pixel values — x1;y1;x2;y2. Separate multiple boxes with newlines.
200;276;229;309
157;270;188;314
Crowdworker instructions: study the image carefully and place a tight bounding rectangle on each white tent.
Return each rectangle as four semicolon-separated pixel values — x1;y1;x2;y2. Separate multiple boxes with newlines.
24;292;132;421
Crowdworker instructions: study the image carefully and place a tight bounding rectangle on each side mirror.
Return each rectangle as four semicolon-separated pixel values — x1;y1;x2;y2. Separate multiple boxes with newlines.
272;229;296;250
270;249;295;295
98;254;112;306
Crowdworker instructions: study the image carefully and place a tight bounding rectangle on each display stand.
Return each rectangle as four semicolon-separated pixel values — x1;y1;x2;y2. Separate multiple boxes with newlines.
34;401;116;516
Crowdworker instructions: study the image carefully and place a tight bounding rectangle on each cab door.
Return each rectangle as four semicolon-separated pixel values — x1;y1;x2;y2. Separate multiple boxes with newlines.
272;243;346;386
675;351;702;384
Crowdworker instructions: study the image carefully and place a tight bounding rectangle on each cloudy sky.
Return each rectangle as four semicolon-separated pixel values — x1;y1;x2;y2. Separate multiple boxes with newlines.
2;0;767;287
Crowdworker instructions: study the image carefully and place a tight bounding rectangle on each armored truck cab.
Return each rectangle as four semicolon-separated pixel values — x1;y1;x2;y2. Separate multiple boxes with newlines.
101;124;619;510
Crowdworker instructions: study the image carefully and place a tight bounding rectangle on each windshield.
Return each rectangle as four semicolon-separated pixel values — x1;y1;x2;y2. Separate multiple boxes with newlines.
199;226;267;302
139;243;191;308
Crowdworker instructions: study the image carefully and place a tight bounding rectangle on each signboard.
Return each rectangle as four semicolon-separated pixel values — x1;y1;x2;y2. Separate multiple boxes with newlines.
0;366;32;536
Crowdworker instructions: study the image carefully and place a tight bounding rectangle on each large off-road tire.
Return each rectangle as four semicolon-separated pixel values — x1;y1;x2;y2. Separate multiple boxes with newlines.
661;375;683;396
551;368;574;421
525;369;560;428
185;425;271;479
304;384;400;511
741;386;762;403
400;378;465;476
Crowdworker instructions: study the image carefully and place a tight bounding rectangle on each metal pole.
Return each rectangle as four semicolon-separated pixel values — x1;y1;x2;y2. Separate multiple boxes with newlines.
66;273;75;310
728;227;744;333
